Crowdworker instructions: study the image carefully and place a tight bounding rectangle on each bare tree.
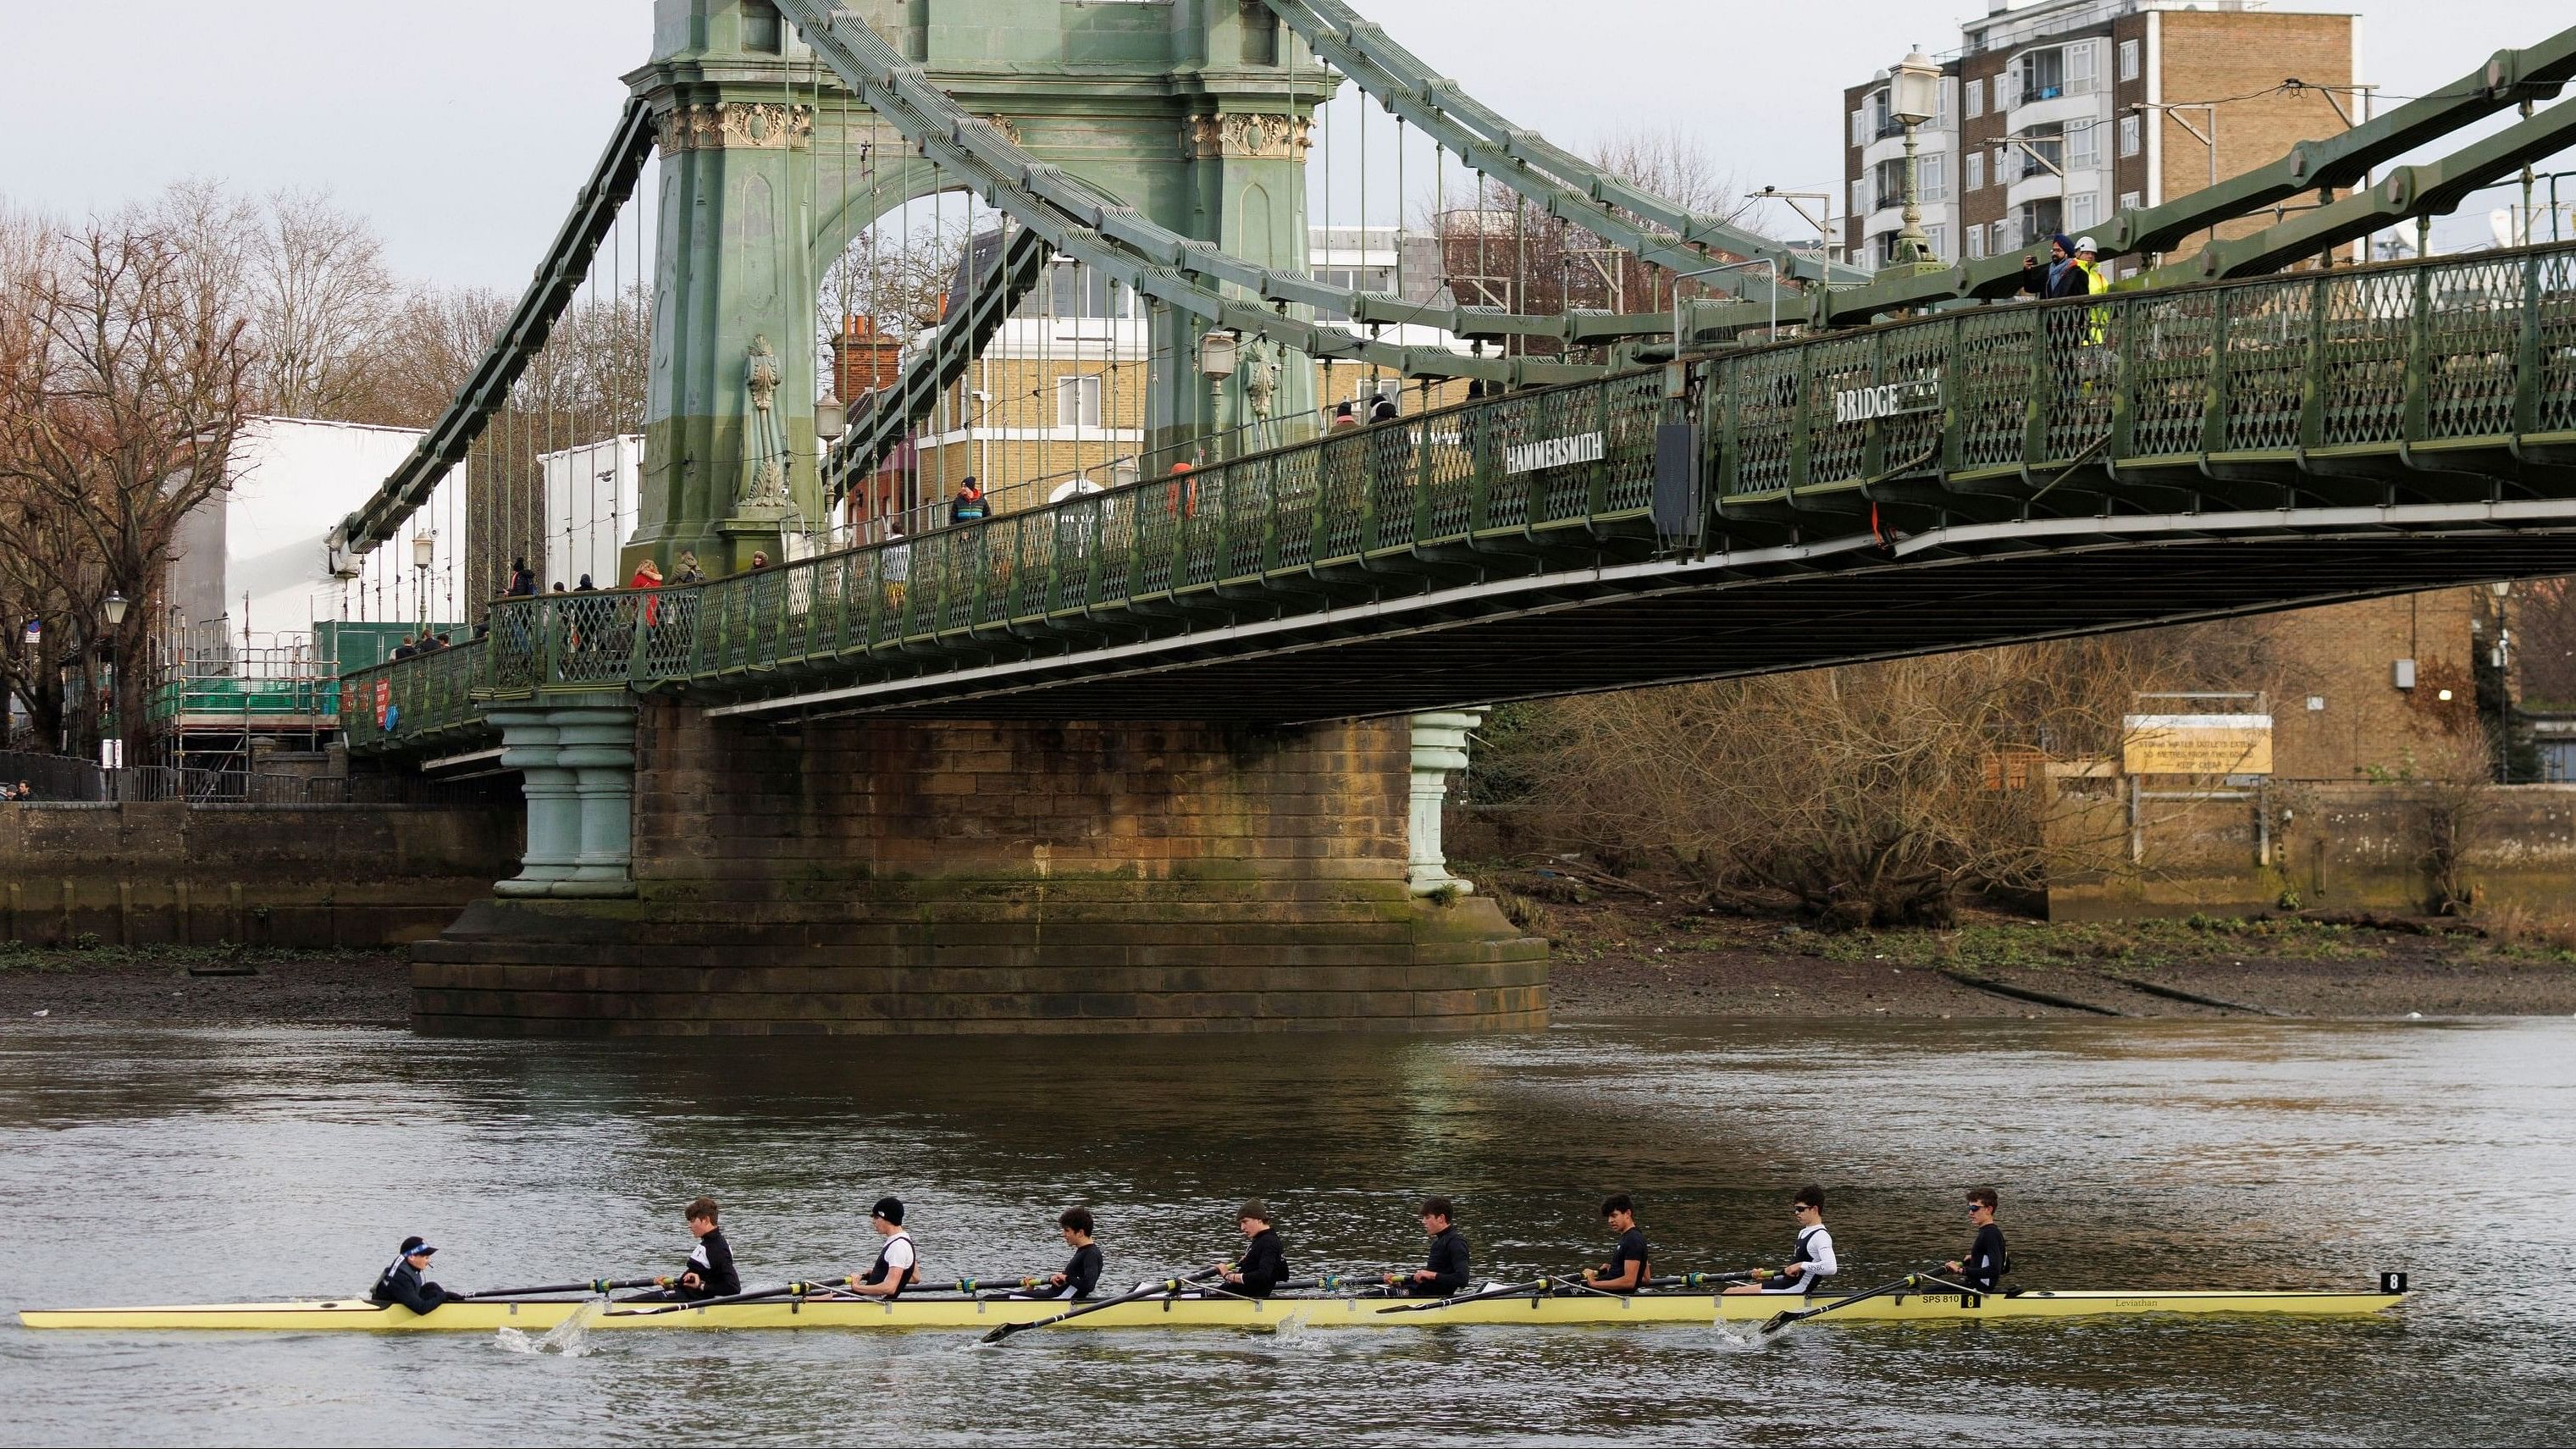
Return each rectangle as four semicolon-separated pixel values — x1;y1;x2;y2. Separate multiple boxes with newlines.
0;200;65;744
0;218;252;760
246;188;395;418
2516;577;2576;709
1490;629;2276;926
1424;133;1766;358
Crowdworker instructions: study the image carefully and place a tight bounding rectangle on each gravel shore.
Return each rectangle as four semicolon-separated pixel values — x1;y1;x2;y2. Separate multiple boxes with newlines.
0;950;410;1027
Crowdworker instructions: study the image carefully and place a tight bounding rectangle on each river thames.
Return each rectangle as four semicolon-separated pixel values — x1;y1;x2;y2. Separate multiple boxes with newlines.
3;1016;2569;1445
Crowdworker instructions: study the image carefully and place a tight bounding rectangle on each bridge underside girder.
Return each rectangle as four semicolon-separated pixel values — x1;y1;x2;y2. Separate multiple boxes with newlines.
706;523;2576;727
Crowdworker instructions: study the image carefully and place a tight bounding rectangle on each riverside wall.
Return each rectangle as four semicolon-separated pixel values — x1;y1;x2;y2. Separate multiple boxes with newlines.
0;802;520;948
411;701;1545;1035
2047;782;2576;920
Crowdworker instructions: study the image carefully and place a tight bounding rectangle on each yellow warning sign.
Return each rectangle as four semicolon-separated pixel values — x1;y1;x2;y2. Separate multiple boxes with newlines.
2122;715;2274;776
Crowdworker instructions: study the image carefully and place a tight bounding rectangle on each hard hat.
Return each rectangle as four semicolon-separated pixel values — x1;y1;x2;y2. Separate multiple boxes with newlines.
2075;235;2099;254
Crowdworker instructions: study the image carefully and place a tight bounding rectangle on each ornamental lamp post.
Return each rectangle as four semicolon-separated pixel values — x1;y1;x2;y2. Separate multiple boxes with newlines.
411;532;436;638
1889;47;1943;272
101;590;128;773
1199;329;1239;462
815;386;846;444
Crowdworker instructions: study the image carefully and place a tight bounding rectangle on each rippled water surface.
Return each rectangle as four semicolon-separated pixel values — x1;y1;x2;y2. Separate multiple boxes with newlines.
3;1017;2571;1446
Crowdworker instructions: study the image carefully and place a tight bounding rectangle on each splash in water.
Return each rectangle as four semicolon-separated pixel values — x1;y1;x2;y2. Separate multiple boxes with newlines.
1705;1320;1772;1353
495;1297;606;1356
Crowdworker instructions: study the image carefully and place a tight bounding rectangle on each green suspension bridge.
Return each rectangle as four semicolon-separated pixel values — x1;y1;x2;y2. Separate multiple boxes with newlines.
326;5;2576;741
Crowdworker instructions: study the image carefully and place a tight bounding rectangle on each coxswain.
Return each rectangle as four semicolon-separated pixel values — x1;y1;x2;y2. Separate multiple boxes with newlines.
1019;1206;1103;1301
1219;1200;1289;1298
1396;1196;1470;1297
1723;1185;1837;1296
662;1196;738;1302
1946;1187;2009;1291
1582;1193;1650;1291
847;1196;919;1299
368;1237;460;1315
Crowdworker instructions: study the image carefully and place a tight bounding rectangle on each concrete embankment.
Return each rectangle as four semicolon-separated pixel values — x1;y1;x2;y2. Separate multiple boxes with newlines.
0;801;518;948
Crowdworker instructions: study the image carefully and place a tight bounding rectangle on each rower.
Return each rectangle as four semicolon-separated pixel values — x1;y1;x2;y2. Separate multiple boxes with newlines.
1723;1184;1837;1297
1582;1193;1650;1292
848;1196;919;1299
664;1196;738;1302
1946;1186;2009;1291
368;1236;460;1315
1396;1196;1470;1297
1218;1200;1289;1298
1019;1207;1103;1301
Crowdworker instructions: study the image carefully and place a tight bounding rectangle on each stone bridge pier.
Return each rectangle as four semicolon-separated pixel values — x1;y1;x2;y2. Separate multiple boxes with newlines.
412;705;1543;1035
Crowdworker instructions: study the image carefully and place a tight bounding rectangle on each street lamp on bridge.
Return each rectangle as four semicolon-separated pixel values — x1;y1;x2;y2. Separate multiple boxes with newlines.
1888;47;1943;274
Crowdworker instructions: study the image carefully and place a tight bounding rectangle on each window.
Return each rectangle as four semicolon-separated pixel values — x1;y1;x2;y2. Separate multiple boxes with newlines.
1965;151;1985;191
2119;113;2142;158
2015;47;2063;103
2018;122;2065;176
2119;38;2142;82
740;0;783;53
1926;224;1949;262
1936;79;1954;130
2069;192;2099;233
1993;146;2008;185
2065;40;2098;97
1964;78;1984;118
1057;375;1103;430
2066;119;2101;169
1991;220;2012;254
1965;224;1987;260
1870;88;1899;140
1852;177;1872;216
2118;190;2142;214
1996;66;2021;111
1875;157;1938;206
1851;108;1867;147
2020;198;2064;246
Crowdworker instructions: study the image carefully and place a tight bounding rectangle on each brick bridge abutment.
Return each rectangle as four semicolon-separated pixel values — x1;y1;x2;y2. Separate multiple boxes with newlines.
411;699;1545;1034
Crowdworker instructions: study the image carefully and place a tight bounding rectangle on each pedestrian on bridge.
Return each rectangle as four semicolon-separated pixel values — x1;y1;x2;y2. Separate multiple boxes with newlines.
627;556;664;629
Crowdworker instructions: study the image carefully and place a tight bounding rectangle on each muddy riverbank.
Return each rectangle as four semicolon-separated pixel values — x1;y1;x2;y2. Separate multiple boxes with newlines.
8;906;2575;1027
1490;863;2576;1020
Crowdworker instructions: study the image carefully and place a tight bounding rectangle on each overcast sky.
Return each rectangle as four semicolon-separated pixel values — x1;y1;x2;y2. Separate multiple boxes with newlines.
2;0;2568;290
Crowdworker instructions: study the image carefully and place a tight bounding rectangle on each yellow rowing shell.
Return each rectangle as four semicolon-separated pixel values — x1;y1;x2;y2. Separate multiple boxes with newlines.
19;1287;2402;1333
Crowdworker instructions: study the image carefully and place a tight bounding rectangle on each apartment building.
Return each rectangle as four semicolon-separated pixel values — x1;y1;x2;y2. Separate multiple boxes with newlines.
1842;0;2361;274
865;226;1472;532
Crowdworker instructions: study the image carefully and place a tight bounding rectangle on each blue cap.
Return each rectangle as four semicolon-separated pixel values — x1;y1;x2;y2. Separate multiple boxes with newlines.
399;1236;438;1257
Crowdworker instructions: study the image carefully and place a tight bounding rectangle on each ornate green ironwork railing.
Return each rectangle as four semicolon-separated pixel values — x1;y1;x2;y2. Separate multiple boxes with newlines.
340;639;488;752
1705;244;2576;505
344;242;2576;749
417;365;1667;718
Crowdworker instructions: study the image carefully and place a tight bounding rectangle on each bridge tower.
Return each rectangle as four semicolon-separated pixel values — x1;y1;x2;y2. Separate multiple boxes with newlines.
627;0;1324;575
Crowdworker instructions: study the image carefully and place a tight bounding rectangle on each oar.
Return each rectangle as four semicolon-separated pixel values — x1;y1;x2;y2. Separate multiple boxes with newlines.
1374;1275;1556;1314
1757;1264;1947;1336
606;1278;845;1318
981;1268;1222;1345
464;1277;661;1299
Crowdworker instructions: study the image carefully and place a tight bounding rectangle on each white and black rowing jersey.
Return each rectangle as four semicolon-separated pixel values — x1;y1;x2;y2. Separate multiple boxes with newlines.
1763;1223;1838;1295
677;1228;739;1300
862;1230;920;1296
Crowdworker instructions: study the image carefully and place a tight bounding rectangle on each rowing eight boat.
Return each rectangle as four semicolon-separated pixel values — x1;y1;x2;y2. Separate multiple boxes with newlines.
19;1284;2405;1332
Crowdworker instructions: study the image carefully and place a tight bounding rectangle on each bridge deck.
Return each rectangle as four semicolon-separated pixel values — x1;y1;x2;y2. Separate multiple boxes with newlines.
344;243;2576;751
